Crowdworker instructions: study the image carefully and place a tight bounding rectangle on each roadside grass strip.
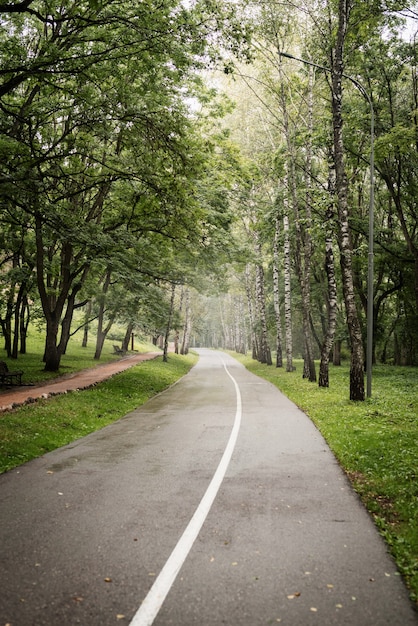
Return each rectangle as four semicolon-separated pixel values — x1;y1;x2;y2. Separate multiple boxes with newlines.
0;353;198;475
228;353;418;606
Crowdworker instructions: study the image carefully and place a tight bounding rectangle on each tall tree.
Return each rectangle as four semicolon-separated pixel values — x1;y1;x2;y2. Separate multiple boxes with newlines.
0;0;251;370
272;213;284;367
318;151;339;387
329;0;365;400
254;232;272;364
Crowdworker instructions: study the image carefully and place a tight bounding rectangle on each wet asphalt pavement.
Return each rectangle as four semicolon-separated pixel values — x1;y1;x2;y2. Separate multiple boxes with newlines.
0;349;417;625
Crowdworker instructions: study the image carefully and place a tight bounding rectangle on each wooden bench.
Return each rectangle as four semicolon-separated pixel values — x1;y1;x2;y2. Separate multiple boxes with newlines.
0;361;23;386
113;345;126;356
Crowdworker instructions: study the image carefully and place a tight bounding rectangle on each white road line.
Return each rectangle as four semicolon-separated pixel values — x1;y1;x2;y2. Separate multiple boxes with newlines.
129;358;242;626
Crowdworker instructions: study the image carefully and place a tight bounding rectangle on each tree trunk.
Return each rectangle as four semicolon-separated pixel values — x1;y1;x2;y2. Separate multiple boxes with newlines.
11;281;27;359
82;301;92;348
273;214;283;367
122;322;134;353
94;268;112;360
94;314;116;360
333;340;342;365
44;316;61;371
301;69;316;382
19;294;30;354
180;288;191;355
219;299;230;350
319;155;338;388
283;207;293;372
256;262;272;365
254;236;272;365
58;288;80;356
319;231;338;387
234;295;246;354
36;214;75;371
281;61;315;380
2;257;19;357
163;284;176;362
331;0;365;400
245;264;259;360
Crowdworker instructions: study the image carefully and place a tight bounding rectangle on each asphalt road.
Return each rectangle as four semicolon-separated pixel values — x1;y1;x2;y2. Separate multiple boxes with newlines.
0;349;416;626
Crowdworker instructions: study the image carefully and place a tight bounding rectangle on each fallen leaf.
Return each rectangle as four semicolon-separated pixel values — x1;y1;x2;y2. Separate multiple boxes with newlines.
310;607;318;612
336;604;343;608
210;557;215;562
287;592;300;600
231;562;238;566
46;470;54;474
116;615;125;620
72;596;84;603
104;577;112;583
327;584;334;588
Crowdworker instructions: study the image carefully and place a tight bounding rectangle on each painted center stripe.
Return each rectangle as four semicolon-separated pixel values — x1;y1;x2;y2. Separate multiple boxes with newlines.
129;358;242;626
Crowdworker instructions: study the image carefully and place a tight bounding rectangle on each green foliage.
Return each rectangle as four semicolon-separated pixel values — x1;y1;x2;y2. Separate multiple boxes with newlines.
230;352;418;604
0;0;253;368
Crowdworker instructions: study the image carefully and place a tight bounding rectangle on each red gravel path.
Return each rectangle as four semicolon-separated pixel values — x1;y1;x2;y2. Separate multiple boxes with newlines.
0;352;162;413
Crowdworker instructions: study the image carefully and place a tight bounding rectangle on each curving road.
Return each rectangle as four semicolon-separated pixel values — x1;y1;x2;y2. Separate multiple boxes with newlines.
0;349;416;625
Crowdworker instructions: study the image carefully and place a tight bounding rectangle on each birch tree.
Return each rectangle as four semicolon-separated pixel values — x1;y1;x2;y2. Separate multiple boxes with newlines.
245;263;259;359
330;0;365;400
273;214;284;367
318;153;338;387
282;199;294;372
254;233;272;365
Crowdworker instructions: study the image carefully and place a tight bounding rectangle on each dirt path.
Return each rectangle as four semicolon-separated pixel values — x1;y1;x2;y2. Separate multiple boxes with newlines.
0;352;162;413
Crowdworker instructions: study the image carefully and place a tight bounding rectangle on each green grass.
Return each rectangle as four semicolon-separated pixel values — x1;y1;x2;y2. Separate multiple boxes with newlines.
0;329;158;384
228;352;418;606
0;351;198;473
1;336;417;605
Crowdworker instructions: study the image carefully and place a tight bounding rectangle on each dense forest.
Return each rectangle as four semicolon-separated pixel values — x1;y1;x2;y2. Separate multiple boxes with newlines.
1;1;418;401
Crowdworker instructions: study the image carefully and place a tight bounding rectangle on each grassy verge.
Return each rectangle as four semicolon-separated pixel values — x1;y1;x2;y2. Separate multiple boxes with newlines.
0;332;158;385
0;352;198;474
228;352;418;606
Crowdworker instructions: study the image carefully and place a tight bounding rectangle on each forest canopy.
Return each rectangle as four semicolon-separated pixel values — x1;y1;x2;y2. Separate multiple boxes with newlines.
1;0;418;400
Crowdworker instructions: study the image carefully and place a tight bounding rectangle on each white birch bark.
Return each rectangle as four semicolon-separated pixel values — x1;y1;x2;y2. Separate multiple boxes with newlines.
180;288;191;355
300;68;316;381
331;0;365;400
273;214;283;367
163;283;175;362
234;295;246;354
279;60;315;379
245;263;259;360
319;153;338;387
254;234;272;365
283;204;293;372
